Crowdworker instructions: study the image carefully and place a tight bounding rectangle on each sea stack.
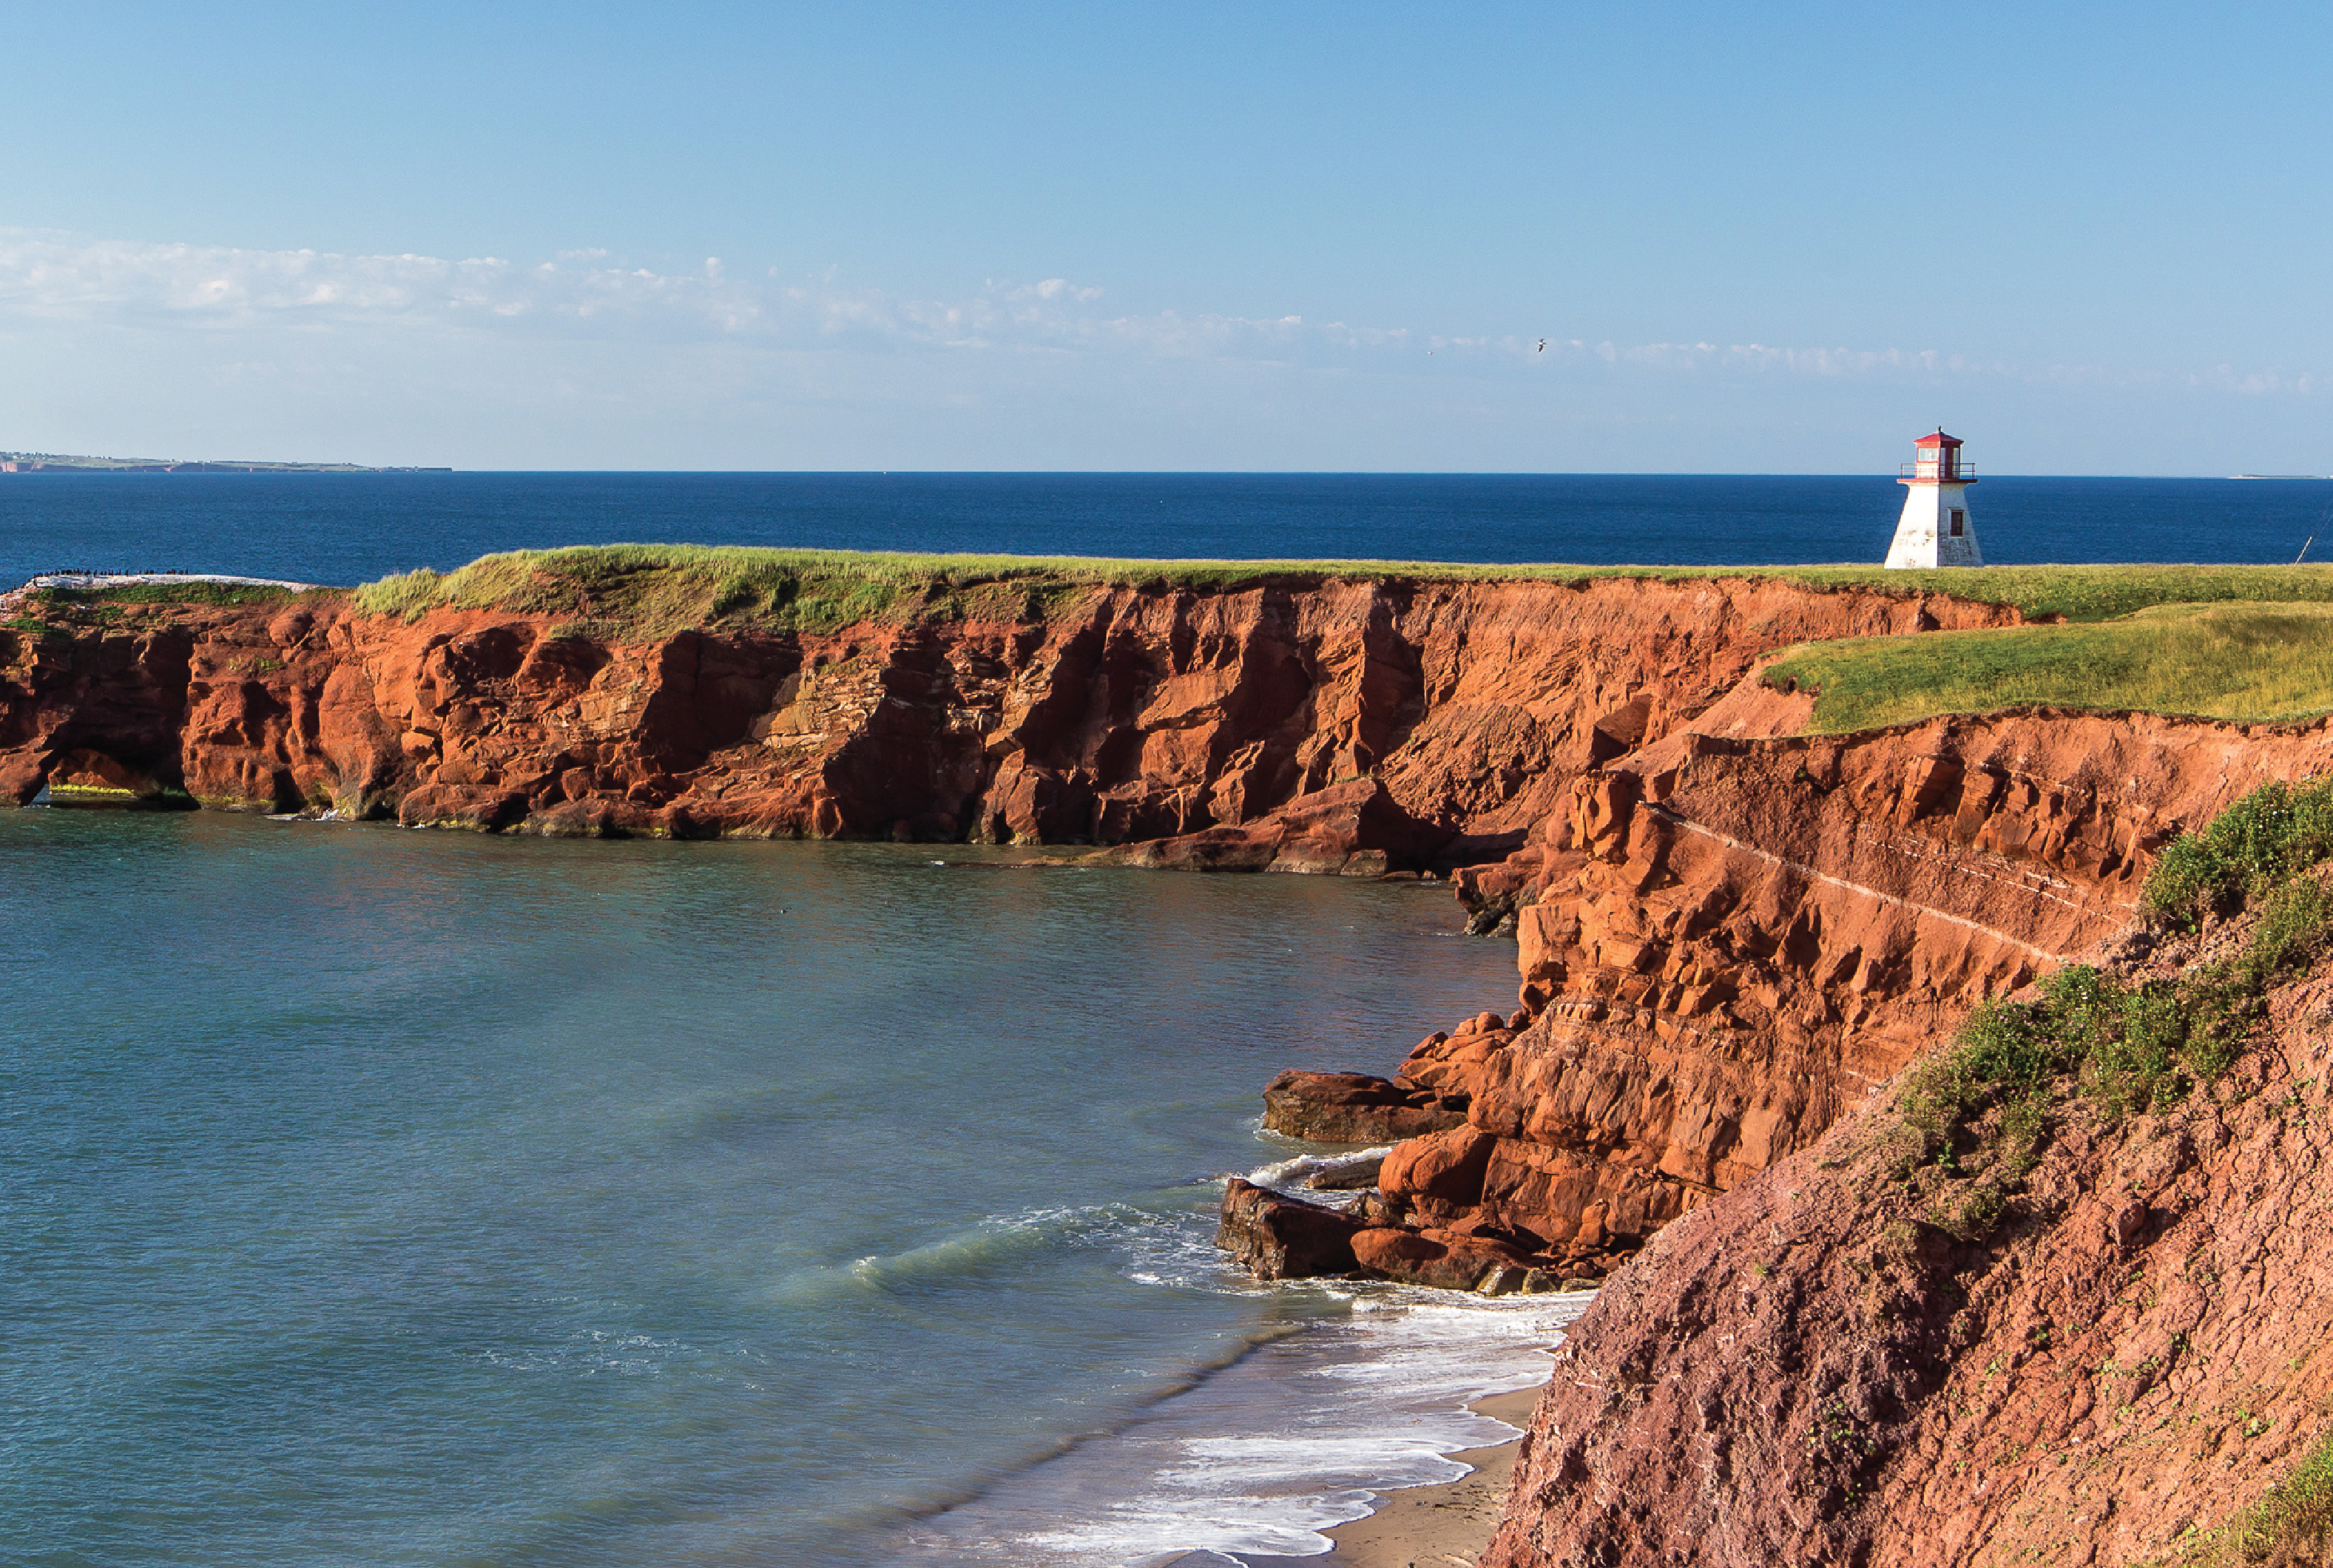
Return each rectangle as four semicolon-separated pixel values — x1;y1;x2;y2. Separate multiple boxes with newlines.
1883;428;1982;568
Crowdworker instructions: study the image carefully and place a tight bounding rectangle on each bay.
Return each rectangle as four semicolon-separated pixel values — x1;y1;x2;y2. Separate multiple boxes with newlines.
0;811;1527;1567
8;466;2322;1564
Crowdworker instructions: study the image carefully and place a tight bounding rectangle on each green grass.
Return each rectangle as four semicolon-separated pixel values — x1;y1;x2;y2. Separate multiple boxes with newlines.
2169;1419;2333;1564
1767;601;2333;732
344;546;2333;636
1888;777;2333;1239
1789;564;2333;624
354;546;1084;635
344;543;1805;630
36;582;308;609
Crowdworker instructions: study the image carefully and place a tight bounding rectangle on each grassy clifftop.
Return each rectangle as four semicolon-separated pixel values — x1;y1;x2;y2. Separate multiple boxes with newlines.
24;544;2333;731
348;544;2333;636
1769;601;2333;731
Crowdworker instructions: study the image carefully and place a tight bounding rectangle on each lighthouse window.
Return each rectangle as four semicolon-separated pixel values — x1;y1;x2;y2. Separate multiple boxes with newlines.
1949;509;1966;536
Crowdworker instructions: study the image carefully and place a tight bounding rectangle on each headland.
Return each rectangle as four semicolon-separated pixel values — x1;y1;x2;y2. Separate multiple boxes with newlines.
11;545;2333;1564
0;450;447;473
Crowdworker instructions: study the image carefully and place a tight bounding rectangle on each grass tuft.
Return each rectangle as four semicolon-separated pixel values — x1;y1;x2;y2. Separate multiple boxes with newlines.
2174;1420;2333;1564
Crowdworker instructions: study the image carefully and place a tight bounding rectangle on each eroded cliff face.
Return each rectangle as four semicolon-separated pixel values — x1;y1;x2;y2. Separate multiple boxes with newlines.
1483;922;2333;1568
1409;713;2333;1254
20;572;2324;1280
0;575;2008;865
1248;697;2333;1302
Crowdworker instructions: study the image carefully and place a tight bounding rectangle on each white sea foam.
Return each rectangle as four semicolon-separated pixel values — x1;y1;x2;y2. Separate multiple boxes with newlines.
894;1266;1594;1565
882;1160;1590;1564
1241;1146;1393;1201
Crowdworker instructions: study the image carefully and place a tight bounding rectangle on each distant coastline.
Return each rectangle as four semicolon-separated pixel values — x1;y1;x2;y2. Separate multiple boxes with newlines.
0;450;448;474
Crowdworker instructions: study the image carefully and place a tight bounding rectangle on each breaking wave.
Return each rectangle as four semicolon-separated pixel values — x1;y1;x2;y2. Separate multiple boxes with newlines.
879;1163;1596;1565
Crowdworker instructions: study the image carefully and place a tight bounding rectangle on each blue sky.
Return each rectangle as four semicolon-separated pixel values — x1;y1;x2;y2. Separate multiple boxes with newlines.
0;1;2325;471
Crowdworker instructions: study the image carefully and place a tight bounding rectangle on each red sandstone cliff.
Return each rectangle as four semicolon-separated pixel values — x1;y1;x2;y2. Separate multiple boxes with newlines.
1448;712;2333;1240
1220;678;2333;1560
22;570;2329;1287
1235;701;2333;1289
0;574;2009;863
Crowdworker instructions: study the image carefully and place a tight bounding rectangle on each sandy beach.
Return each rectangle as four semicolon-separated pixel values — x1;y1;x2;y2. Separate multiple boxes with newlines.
1236;1382;1540;1568
1325;1383;1538;1568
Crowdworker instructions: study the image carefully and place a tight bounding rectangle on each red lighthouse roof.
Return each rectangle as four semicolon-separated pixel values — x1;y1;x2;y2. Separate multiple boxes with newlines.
1914;430;1963;447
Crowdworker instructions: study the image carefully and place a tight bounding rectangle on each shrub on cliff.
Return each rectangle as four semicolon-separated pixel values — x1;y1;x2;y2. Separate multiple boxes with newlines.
1893;967;2169;1237
2147;776;2333;926
1895;777;2333;1241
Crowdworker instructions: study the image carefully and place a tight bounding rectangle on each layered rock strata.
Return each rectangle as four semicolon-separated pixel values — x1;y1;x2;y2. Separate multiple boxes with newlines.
0;575;2008;862
1250;708;2333;1291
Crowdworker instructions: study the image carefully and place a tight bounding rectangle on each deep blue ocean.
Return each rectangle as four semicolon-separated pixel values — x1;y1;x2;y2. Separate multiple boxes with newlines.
2;470;2330;587
4;471;2321;1568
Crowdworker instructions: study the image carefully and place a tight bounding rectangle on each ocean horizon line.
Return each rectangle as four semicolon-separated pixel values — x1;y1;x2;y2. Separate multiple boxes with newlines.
7;465;2327;479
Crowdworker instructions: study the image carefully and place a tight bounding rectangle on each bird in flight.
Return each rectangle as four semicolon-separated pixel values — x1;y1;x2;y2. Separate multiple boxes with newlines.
1537;339;1547;352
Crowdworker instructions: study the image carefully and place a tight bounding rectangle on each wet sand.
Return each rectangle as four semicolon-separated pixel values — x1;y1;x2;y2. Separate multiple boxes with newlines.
1322;1383;1537;1568
1235;1382;1540;1568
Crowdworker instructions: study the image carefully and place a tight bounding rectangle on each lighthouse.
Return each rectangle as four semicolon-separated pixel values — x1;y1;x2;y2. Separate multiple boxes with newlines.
1883;429;1982;569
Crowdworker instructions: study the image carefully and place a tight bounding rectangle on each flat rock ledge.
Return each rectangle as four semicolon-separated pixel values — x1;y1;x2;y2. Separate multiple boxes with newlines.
1216;1179;1604;1295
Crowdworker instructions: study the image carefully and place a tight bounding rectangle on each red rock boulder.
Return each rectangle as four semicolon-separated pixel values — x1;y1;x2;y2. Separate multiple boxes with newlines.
1214;1178;1363;1280
1380;1126;1499;1206
1349;1225;1541;1291
1261;1069;1471;1143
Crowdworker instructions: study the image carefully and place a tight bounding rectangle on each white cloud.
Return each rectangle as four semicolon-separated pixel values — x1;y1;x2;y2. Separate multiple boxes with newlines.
0;229;1283;357
0;228;2094;381
0;229;2319;472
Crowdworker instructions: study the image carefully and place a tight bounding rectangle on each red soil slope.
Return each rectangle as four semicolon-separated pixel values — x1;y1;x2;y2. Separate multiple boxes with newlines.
1485;916;2333;1567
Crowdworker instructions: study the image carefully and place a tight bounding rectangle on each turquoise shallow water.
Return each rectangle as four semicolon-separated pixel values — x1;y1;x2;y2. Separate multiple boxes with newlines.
1;809;1545;1567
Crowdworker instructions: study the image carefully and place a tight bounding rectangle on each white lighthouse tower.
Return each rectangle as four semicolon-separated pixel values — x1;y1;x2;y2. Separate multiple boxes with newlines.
1883;429;1982;569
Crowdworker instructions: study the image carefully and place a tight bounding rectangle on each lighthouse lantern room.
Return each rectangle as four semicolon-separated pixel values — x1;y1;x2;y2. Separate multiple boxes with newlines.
1883;429;1982;569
